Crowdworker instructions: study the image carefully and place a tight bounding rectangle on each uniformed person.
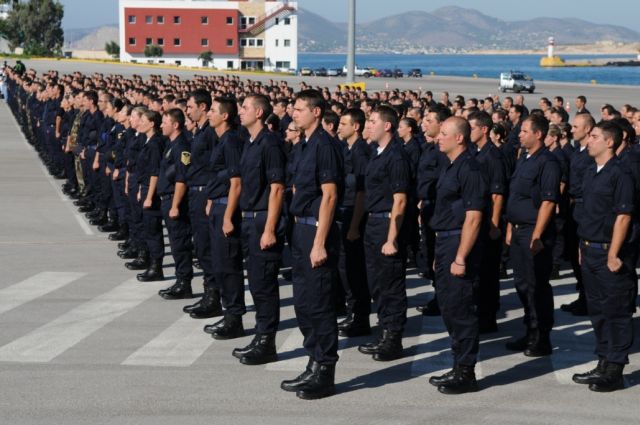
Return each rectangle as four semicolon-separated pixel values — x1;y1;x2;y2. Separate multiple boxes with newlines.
135;110;165;282
334;108;371;337
504;115;561;356
357;106;411;361
108;103;133;241
468;111;507;333
231;94;287;365
156;108;194;299
427;117;487;394
202;97;246;339
280;89;343;400
571;121;635;392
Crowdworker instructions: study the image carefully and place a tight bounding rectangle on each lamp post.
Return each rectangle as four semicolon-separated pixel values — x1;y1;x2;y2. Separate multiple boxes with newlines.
346;0;356;83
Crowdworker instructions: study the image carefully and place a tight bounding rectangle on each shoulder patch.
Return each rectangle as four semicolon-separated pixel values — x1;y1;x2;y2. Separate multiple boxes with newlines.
181;151;191;165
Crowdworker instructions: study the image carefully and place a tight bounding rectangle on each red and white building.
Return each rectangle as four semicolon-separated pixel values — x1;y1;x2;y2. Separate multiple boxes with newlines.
118;0;298;71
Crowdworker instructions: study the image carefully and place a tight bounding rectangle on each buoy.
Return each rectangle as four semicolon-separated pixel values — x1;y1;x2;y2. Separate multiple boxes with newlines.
591;80;597;85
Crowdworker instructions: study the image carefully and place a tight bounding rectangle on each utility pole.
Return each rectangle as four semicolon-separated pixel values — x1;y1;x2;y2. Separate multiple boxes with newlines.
346;0;356;83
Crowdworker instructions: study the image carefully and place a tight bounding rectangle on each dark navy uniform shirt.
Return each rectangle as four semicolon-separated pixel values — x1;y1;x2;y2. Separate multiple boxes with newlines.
97;117;115;154
136;133;164;186
239;127;287;212
158;132;190;196
365;141;411;213
401;136;421;179
506;147;561;225
206;129;245;200
429;150;487;231
104;123;124;165
112;126;129;171
499;142;517;179
290;127;344;218
341;138;370;208
577;158;634;243
180;122;216;187
78;109;104;148
125;130;144;174
568;146;593;199
285;141;305;189
475;141;507;196
417;143;446;202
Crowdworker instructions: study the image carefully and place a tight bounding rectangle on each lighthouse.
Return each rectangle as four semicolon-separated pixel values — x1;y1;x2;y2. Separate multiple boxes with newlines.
547;37;555;58
540;36;565;67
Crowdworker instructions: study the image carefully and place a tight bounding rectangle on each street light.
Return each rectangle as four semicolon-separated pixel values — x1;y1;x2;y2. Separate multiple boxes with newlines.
346;0;355;83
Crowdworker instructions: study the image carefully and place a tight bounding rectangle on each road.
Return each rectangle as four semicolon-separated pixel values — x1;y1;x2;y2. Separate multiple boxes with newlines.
0;66;638;424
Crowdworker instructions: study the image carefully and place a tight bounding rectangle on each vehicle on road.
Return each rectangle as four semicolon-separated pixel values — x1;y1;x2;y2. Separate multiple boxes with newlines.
300;67;313;76
499;71;535;93
342;65;373;78
313;67;328;77
326;68;342;77
408;68;423;78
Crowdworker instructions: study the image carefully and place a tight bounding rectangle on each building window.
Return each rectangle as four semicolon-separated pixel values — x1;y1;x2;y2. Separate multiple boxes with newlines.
201;38;208;47
226;39;234;47
145;38;152;45
226;16;233;25
275;18;279;25
276;61;291;69
201;16;208;25
157;38;164;46
157;16;164;24
227;61;234;69
173;38;181;46
284;39;291;47
173;16;181;24
145;15;152;24
240;16;255;29
257;39;263;47
284;17;291;25
275;39;279;47
240;39;247;47
248;39;255;47
128;15;136;24
128;37;136;45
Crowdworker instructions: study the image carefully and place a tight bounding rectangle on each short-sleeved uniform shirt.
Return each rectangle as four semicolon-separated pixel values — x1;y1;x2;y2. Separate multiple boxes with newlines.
178;122;216;187
341;138;370;208
429;150;487;231
417;143;446;203
157;132;191;196
286;141;305;189
206;129;245;200
136;133;164;186
290;127;344;218
506;147;561;225
577;158;634;242
239;127;287;212
365;142;411;213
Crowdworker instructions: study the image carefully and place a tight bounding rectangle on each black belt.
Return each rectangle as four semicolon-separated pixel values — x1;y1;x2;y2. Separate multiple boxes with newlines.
294;216;318;227
212;197;228;205
189;185;206;192
160;194;173;201
581;240;610;250
242;210;265;219
369;212;391;219
513;223;533;230
435;229;462;238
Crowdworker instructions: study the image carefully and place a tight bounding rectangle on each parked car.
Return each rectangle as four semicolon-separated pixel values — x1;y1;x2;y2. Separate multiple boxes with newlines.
326;68;342;77
342;65;373;78
300;67;313;76
393;68;404;78
313;67;328;77
408;68;423;78
499;71;535;93
379;69;394;78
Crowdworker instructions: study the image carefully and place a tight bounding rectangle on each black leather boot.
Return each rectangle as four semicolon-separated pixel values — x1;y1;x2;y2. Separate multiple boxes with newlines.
281;358;314;392
573;358;608;385
296;363;336;400
505;330;532;351
158;279;192;300
118;239;131;250
417;297;440;316
98;219;119;233
118;245;138;260
239;333;278;365
78;203;94;213
137;258;164;282
189;287;223;319
429;366;457;386
339;315;371;338
86;207;103;219
211;315;245;340
203;317;226;334
524;329;552;357
109;224;129;241
589;362;625;392
125;249;149;270
232;334;260;359
372;330;403;361
358;330;386;355
89;210;108;226
337;313;354;331
438;365;478;394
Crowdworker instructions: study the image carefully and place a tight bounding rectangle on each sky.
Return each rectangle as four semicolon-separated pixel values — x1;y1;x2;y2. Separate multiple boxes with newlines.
59;0;638;31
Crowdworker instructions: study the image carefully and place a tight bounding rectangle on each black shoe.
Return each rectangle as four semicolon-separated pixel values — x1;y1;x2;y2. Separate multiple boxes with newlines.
337;313;354;331
98;220;119;233
335;303;348;318
118;239;131;250
437;365;478;395
588;363;625;392
239;333;278;365
372;330;403;361
573;358;608;385
358;332;384;355
417;297;440;316
281;358;314;392
108;225;129;241
339;319;371;338
232;334;261;359
193;259;201;270
211;316;245;340
189;287;223;319
505;332;532;351
203;317;226;334
86;208;103;219
136;259;164;282
560;297;588;316
118;246;138;260
296;363;336;400
429;367;457;386
89;213;108;226
158;280;192;300
550;264;560;280
524;330;552;357
125;250;149;270
78;204;94;213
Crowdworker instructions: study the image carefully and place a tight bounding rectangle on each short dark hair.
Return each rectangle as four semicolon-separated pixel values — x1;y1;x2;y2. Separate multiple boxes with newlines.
342;108;365;133
427;104;452;123
595;120;623;151
511;104;524;116
374;105;399;133
164;108;185;131
468;111;493;131
576;95;587;104
214;96;238;124
84;90;98;107
190;88;212;111
322;110;339;133
246;94;273;123
142;110;162;133
296;89;326;118
448;116;471;143
524;114;549;140
400;117;419;135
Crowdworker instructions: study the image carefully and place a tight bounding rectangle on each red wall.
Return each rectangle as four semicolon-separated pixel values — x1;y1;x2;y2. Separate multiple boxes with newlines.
124;8;239;55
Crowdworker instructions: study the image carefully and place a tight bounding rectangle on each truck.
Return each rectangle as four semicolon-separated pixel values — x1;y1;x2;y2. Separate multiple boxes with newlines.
342;65;373;78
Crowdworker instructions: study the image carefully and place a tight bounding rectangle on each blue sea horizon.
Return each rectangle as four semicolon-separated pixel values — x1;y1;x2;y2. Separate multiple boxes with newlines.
299;53;640;86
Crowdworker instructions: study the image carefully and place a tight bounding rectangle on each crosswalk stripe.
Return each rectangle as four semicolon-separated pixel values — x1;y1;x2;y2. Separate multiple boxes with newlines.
0;278;157;363
410;317;455;378
0;272;86;316
122;315;213;367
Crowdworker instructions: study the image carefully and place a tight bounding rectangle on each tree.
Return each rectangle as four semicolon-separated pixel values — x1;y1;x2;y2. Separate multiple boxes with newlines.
198;50;213;66
105;41;120;58
0;0;64;55
144;44;163;58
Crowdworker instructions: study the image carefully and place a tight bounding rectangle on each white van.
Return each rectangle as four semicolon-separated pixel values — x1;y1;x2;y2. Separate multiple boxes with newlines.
499;71;535;93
